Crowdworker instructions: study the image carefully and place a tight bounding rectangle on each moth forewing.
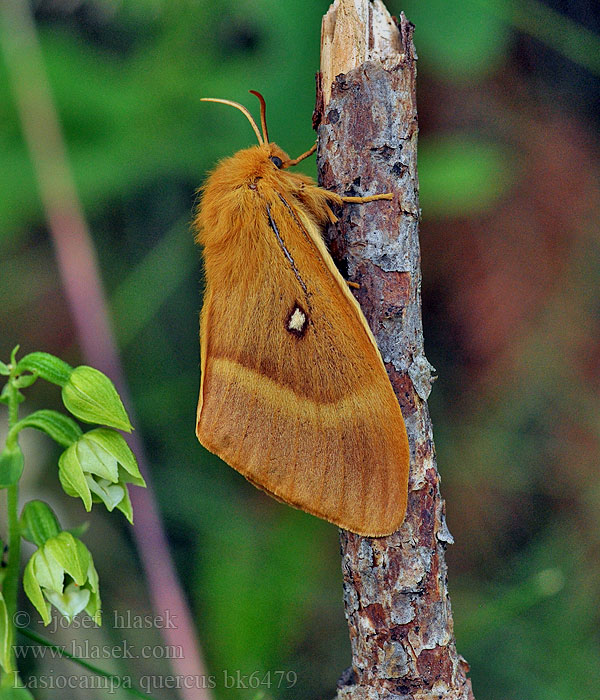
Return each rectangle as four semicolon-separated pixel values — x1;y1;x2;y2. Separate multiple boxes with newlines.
282;190;387;364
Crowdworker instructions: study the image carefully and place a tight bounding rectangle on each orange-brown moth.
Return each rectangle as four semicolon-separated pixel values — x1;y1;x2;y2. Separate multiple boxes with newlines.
194;91;409;536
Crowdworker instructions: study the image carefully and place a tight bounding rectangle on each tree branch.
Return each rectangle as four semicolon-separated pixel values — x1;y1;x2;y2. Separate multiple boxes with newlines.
315;2;475;697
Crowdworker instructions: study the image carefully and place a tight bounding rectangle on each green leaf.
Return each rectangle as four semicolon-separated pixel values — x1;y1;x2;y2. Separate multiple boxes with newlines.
0;591;13;673
0;445;24;488
0;361;10;376
10;409;83;448
20;501;62;548
23;558;52;626
84;428;145;486
58;445;93;511
62;366;132;432
15;352;72;387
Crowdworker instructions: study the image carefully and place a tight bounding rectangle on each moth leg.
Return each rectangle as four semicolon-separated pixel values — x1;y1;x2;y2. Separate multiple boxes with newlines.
341;193;393;203
347;280;360;289
282;143;317;168
314;187;392;207
324;203;338;224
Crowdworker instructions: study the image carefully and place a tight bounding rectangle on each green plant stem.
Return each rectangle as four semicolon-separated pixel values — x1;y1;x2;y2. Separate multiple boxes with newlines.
17;628;156;700
1;388;21;687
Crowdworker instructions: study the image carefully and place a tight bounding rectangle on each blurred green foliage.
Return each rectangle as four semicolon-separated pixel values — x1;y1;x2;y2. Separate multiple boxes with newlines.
418;137;514;216
401;0;511;81
1;0;599;699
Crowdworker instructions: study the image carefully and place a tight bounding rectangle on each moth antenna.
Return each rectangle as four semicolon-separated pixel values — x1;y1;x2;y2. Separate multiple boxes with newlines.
249;90;269;144
201;97;264;145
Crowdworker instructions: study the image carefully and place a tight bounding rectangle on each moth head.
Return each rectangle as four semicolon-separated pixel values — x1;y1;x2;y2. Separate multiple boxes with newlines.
201;91;293;170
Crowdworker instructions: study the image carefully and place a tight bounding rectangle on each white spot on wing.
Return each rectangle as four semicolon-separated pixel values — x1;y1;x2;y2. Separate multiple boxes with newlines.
288;307;306;332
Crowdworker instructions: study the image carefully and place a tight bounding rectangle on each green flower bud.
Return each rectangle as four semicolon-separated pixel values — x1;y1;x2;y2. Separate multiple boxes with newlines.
20;501;61;548
61;366;132;432
23;533;101;626
58;429;145;522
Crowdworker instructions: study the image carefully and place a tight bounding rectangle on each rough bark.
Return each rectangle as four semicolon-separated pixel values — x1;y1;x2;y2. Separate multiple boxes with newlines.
314;2;475;698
